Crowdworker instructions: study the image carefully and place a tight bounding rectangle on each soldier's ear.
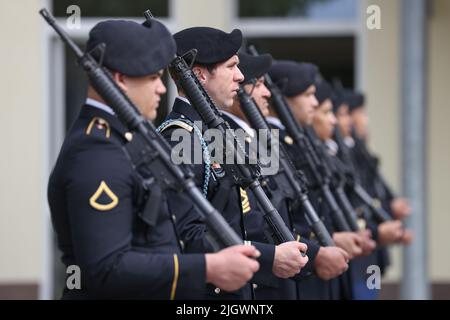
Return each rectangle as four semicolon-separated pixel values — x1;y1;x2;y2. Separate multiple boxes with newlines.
192;66;207;85
113;72;128;93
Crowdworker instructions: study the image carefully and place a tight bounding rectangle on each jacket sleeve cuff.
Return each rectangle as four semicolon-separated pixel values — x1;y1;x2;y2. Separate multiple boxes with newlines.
297;238;320;279
367;221;379;242
250;242;279;288
172;254;206;299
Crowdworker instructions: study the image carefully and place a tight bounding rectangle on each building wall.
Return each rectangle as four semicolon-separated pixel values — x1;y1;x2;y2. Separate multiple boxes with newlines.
428;0;450;282
361;0;402;282
362;0;401;213
363;0;450;287
173;0;231;31
0;0;46;293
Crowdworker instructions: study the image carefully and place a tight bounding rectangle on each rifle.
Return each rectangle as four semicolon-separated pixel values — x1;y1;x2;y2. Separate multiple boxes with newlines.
334;128;392;223
248;45;352;233
305;128;361;231
40;8;243;249
168;52;299;246
237;86;335;246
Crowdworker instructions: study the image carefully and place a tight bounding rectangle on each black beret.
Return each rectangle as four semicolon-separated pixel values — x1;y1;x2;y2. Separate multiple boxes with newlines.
315;79;333;106
345;91;366;112
86;19;176;77
268;60;319;97
173;27;242;65
237;52;272;85
331;90;346;114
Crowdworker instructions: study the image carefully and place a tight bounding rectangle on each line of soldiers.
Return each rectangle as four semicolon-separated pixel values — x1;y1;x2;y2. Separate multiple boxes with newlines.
48;15;413;300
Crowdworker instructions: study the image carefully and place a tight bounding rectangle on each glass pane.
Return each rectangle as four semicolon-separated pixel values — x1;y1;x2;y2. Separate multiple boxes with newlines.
245;36;355;88
54;0;169;17
239;0;357;20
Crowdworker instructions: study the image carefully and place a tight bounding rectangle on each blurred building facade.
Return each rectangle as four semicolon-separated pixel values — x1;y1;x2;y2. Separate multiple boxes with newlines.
0;0;449;299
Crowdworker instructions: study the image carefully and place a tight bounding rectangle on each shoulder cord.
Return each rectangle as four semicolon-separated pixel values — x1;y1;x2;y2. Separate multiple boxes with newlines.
156;119;211;198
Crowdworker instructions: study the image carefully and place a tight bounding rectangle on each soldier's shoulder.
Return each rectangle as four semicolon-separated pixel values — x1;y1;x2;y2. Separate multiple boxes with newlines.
158;117;198;148
58;117;130;172
158;118;195;134
65;116;126;149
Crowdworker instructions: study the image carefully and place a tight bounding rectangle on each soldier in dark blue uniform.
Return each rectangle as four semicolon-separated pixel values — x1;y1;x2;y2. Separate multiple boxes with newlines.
347;92;413;224
47;19;261;300
339;91;413;244
267;61;357;299
217;52;314;299
333;90;413;299
311;80;382;300
160;27;308;299
239;54;358;300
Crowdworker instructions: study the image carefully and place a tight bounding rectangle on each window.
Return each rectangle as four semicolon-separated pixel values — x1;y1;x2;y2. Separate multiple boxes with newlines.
54;0;169;17
238;0;357;20
245;36;355;88
235;0;359;89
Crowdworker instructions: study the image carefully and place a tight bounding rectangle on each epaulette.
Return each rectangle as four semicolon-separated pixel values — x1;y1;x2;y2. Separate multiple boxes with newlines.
85;117;111;138
157;119;193;133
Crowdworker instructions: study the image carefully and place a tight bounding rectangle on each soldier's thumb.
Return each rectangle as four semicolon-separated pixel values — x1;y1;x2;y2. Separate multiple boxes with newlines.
295;241;308;253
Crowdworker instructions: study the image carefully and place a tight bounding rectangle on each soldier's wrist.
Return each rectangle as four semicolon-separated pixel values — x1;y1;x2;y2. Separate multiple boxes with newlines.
204;253;219;284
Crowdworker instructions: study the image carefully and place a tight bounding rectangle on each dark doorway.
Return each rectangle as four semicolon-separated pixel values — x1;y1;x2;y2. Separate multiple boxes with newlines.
245;36;355;88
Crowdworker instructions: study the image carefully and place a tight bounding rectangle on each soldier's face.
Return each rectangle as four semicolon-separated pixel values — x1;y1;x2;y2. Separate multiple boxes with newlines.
312;98;336;141
200;55;244;109
119;70;167;121
286;85;318;127
244;77;271;117
335;104;352;137
351;107;368;139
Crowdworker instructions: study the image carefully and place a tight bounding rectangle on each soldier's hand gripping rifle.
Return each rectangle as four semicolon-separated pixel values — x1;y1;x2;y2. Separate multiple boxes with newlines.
168;52;301;247
248;45;352;233
237;86;335;246
40;8;243;250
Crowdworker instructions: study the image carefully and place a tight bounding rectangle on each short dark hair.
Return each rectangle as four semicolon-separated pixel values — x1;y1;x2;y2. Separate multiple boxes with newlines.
169;62;219;92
